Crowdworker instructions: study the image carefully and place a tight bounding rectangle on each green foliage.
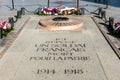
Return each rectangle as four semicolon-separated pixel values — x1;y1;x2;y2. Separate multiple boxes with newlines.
2;31;8;37
2;27;15;37
11;27;15;31
42;14;51;16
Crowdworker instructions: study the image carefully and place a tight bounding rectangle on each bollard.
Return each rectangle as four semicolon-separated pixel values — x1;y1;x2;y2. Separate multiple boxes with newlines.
80;8;85;15
98;7;102;15
101;10;107;22
101;10;106;19
109;17;114;28
13;16;18;23
38;8;42;15
77;8;81;15
17;10;22;18
8;17;14;27
0;28;3;39
21;7;25;15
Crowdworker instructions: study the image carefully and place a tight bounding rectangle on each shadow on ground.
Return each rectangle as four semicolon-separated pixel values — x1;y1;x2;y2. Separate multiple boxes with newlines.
99;22;120;38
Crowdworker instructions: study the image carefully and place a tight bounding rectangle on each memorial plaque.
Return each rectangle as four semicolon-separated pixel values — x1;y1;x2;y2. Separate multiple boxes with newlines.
12;30;107;80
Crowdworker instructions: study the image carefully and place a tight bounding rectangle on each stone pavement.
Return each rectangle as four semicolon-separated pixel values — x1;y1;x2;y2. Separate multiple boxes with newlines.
0;1;119;56
0;1;31;55
0;15;30;58
91;4;120;50
0;0;120;80
0;16;120;80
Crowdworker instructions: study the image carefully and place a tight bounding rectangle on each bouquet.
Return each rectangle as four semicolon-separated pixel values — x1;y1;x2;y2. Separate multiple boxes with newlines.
0;21;11;30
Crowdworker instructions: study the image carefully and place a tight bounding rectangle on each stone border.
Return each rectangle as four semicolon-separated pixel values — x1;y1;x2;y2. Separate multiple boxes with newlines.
39;16;84;30
92;17;120;59
0;17;31;59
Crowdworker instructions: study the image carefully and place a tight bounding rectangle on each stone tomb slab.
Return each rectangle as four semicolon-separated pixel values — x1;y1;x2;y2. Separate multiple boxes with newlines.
0;16;120;80
13;31;107;80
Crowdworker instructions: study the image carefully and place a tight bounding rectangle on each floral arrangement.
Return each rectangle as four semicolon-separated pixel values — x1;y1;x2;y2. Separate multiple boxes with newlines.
113;22;120;33
0;21;11;30
0;20;13;37
40;6;78;15
41;7;60;15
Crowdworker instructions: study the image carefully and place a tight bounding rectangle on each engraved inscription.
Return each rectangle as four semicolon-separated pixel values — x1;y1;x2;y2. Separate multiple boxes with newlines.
30;38;91;76
64;69;84;74
30;38;90;61
36;69;84;75
29;56;90;61
37;69;56;74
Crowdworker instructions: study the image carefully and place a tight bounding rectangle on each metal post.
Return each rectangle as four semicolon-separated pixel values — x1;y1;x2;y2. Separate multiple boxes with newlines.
38;8;42;15
77;0;79;8
101;10;107;22
80;8;85;15
48;0;50;8
109;17;114;28
17;10;22;18
9;17;14;27
101;10;105;19
12;0;14;10
0;28;3;39
98;7;102;15
21;7;25;15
